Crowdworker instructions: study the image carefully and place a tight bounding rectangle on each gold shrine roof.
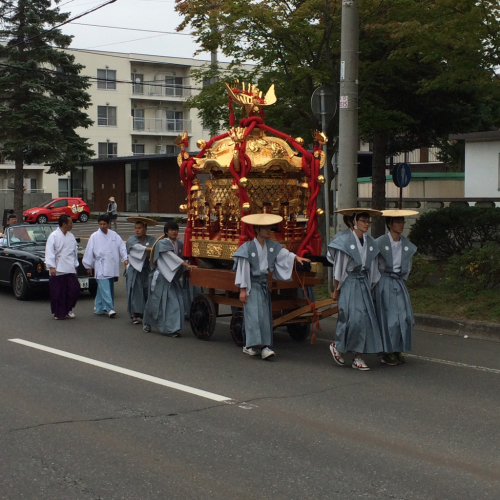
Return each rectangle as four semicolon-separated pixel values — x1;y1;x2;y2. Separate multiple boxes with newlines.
193;132;304;174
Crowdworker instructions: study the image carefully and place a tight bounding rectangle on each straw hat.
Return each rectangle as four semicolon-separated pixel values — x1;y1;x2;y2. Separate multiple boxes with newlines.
241;213;283;226
126;216;159;226
150;234;165;259
109;197;115;202
381;209;419;217
334;208;383;217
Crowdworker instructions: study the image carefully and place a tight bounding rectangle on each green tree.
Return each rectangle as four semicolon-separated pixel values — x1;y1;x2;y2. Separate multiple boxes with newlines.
176;0;500;237
0;0;93;217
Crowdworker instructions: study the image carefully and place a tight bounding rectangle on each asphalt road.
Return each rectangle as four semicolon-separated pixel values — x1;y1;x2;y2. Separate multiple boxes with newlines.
1;261;499;499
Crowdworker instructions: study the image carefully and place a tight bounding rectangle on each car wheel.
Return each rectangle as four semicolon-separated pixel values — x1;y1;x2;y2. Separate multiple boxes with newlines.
78;212;89;223
36;214;48;224
12;268;31;301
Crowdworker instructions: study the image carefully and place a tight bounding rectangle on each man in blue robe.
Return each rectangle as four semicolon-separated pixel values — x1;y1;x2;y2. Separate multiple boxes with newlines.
143;221;195;337
125;217;157;324
374;210;418;366
233;213;310;360
327;209;384;371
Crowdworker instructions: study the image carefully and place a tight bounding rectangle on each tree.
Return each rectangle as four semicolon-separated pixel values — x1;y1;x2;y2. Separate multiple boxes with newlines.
357;0;500;235
0;0;93;217
176;0;500;237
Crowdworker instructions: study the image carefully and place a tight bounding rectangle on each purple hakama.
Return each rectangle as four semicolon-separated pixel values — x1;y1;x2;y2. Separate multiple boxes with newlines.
49;274;81;319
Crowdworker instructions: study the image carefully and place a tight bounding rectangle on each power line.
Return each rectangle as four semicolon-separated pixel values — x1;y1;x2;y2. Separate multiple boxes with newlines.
0;61;204;90
9;0;117;48
83;33;171;50
71;22;193;36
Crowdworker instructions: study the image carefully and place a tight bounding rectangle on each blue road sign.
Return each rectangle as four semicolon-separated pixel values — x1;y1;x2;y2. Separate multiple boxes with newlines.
393;162;412;188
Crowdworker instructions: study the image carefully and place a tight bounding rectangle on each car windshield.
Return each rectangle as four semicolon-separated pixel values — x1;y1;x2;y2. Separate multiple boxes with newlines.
37;199;55;208
5;225;57;247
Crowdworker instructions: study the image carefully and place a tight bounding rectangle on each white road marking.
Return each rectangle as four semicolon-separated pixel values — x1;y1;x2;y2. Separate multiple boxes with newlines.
404;354;500;374
8;339;234;402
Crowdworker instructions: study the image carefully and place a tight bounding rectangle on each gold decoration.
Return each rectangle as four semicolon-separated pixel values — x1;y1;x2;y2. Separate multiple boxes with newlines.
224;82;277;118
177;153;183;167
206;243;223;257
271;142;286;158
313;130;328;145
231;183;238;191
228;127;246;143
190;179;204;191
239;177;248;188
317;175;325;185
205;148;216;159
247;140;261;153
314;150;320;158
319;150;326;168
192;242;200;257
242;202;251;213
196;139;206;149
295;137;304;145
316;208;325;217
233;150;240;171
179;204;188;213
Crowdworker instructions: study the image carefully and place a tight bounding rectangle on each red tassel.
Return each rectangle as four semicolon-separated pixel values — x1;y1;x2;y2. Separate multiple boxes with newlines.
228;97;235;127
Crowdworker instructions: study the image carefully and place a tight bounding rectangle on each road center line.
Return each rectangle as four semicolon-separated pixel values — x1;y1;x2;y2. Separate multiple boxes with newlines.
8;339;234;402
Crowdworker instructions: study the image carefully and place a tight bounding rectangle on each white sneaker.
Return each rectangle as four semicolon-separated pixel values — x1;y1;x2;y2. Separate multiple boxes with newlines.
243;346;260;356
261;347;275;360
352;357;370;371
67;311;75;319
108;310;116;318
329;343;345;366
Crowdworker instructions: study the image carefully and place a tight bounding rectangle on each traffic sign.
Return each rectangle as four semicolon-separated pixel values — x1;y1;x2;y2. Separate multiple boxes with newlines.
392;162;411;188
311;86;337;124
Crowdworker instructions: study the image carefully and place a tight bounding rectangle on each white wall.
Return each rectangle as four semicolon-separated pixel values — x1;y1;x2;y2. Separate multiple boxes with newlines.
464;140;500;197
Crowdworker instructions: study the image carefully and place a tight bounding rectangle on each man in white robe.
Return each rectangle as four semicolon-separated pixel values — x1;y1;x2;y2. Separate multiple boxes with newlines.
83;214;128;318
45;214;80;319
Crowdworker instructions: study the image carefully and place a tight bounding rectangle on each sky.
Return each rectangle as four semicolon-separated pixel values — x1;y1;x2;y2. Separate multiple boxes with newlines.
58;0;222;62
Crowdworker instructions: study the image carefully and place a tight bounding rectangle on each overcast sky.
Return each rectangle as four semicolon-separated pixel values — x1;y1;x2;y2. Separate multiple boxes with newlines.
58;0;222;62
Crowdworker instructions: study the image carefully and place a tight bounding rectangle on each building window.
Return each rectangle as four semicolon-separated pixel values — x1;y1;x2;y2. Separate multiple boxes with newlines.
166;145;175;154
58;178;70;197
132;144;145;155
166;110;183;131
97;69;116;90
97;106;117;126
132;73;144;94
165;76;183;97
98;142;117;159
132;109;144;130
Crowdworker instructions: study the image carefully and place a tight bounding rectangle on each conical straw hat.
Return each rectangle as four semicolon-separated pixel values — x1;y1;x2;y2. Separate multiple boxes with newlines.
241;213;283;225
381;209;419;217
126;216;159;226
334;208;383;217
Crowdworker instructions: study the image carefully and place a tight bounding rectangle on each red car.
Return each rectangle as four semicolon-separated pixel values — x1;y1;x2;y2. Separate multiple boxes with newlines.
23;197;91;224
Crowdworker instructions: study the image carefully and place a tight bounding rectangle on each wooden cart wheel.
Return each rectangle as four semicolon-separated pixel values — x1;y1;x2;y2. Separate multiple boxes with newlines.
230;311;245;347
190;295;217;341
287;322;310;342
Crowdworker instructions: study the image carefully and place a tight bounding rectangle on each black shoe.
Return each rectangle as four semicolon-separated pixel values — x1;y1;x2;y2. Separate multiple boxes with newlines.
381;353;398;366
143;324;151;333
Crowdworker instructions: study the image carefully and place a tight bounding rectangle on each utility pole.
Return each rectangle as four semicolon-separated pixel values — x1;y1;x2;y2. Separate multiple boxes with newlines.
337;0;359;224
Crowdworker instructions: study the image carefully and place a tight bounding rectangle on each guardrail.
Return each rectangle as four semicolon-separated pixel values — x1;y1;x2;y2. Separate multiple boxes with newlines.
132;84;191;99
132;118;192;134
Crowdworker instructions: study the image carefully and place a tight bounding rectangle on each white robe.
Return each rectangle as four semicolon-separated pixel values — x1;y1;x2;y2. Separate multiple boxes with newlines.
83;228;127;279
45;228;79;275
377;232;411;280
234;238;295;294
333;232;380;289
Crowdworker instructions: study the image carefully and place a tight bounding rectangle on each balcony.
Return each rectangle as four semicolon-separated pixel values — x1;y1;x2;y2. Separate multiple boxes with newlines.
132;83;191;100
132;118;192;135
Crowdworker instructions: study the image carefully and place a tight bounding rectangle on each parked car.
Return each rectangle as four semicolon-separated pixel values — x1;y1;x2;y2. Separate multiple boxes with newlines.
0;223;97;300
23;197;90;224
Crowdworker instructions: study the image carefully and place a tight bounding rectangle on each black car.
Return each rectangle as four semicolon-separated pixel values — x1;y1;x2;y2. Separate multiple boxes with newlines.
0;223;97;300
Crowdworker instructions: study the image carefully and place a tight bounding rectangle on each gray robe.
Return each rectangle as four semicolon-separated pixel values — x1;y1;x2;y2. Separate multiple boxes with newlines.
374;233;417;353
143;239;185;334
328;231;384;353
174;239;202;319
125;234;156;317
233;239;295;348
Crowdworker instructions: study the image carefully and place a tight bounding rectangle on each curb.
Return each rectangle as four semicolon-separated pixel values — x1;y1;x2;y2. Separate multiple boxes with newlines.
414;313;500;343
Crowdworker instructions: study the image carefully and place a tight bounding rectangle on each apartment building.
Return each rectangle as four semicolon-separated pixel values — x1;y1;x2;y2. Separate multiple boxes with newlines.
67;48;211;159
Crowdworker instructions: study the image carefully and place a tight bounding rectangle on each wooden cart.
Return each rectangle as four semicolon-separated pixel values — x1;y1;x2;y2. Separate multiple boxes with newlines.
188;265;338;346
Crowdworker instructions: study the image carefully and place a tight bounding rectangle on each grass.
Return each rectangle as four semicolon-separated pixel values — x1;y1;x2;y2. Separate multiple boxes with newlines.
313;273;500;324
